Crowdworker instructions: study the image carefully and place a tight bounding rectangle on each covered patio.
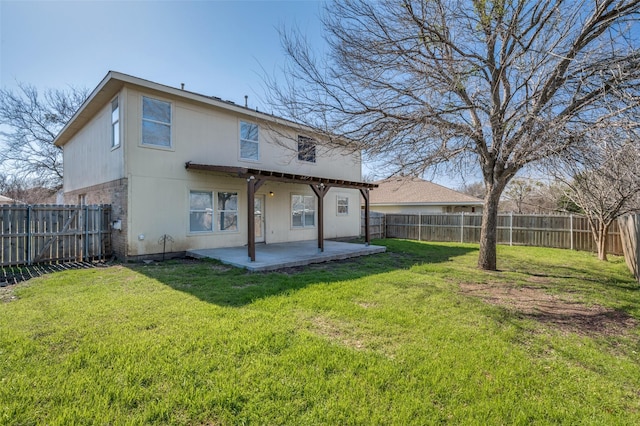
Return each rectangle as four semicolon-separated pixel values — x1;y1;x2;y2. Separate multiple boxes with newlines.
185;162;379;265
187;240;386;272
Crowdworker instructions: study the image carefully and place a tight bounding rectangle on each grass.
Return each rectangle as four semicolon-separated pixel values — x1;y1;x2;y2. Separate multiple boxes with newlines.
1;240;639;425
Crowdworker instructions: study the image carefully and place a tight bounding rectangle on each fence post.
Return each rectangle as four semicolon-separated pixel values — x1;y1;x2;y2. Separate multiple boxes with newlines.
460;212;464;243
510;212;513;246
418;213;422;241
26;205;32;265
84;205;89;261
570;214;574;250
97;205;103;260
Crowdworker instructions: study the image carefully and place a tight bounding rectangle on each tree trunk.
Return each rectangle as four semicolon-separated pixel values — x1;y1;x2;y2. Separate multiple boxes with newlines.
478;185;503;271
596;221;609;261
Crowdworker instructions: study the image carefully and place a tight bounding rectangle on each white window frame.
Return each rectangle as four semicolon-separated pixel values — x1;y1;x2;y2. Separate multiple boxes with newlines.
111;97;120;148
297;136;316;163
239;121;259;161
189;191;213;233
337;195;349;216
141;96;172;148
291;194;316;228
217;191;239;232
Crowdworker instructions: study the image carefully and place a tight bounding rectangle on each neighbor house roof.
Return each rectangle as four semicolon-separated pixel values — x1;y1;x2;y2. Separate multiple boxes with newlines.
370;176;483;206
0;195;17;204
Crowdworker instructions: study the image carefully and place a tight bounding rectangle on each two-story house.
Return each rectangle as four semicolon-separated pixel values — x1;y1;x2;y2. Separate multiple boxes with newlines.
54;72;376;261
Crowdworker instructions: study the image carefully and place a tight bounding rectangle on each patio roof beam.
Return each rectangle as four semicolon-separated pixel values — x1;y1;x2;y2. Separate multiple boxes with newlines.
185;162;377;190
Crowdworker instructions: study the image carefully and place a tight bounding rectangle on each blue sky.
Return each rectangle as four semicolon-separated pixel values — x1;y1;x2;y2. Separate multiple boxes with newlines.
0;0;325;109
0;0;466;186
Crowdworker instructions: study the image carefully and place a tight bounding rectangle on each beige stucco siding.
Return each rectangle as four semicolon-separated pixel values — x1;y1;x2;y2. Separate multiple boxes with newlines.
126;174;246;256
63;94;125;193
123;88;362;183
324;189;361;239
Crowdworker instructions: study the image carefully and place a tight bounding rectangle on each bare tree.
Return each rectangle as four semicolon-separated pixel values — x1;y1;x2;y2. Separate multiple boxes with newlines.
0;173;27;202
0;83;88;189
556;130;640;261
0;172;57;204
501;178;544;213
459;181;487;200
529;181;575;214
265;0;640;270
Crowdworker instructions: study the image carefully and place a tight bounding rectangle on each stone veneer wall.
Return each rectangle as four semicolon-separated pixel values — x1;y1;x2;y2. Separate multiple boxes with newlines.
65;178;128;260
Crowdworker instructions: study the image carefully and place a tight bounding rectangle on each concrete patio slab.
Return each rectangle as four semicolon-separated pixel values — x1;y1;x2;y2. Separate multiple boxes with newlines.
187;240;386;272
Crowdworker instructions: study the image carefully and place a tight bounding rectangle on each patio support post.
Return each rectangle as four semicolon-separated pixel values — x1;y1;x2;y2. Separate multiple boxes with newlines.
247;176;265;261
360;188;371;246
311;183;330;252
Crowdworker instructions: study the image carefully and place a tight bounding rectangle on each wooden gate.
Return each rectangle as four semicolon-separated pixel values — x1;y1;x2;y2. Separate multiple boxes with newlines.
0;205;111;267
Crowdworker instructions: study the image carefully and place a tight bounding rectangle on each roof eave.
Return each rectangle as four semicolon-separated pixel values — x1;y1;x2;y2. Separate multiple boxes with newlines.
370;201;484;206
54;71;124;147
53;71;338;148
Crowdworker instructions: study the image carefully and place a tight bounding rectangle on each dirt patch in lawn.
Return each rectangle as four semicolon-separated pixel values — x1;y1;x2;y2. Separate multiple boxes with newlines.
0;286;14;302
459;282;638;336
0;282;27;303
310;316;366;350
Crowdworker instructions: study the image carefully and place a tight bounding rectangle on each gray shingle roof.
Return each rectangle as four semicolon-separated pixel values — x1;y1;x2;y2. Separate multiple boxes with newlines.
370;176;483;205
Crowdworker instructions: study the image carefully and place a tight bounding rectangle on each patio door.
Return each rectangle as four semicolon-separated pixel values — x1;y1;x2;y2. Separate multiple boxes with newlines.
254;195;265;243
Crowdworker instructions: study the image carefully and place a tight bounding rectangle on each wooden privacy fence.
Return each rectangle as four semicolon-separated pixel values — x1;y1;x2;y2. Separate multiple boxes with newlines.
619;214;640;283
361;212;386;239
0;205;112;267
382;213;623;255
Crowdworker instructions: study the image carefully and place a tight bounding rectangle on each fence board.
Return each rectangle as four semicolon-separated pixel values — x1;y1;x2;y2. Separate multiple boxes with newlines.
0;205;111;267
361;212;386;239
379;213;623;256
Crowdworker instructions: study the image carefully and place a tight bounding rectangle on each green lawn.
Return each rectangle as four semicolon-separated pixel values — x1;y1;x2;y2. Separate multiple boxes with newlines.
1;240;639;425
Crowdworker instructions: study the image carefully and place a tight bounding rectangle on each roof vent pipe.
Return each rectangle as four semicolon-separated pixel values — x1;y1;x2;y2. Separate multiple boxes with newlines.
181;83;185;90
244;95;248;108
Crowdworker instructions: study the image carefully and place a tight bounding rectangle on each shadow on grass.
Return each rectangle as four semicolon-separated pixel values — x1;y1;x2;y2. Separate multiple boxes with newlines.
127;239;477;307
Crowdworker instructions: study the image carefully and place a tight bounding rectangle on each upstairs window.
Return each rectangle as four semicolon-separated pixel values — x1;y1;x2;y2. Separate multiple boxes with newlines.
111;97;120;148
142;96;171;148
240;121;259;160
297;136;316;163
292;194;315;228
